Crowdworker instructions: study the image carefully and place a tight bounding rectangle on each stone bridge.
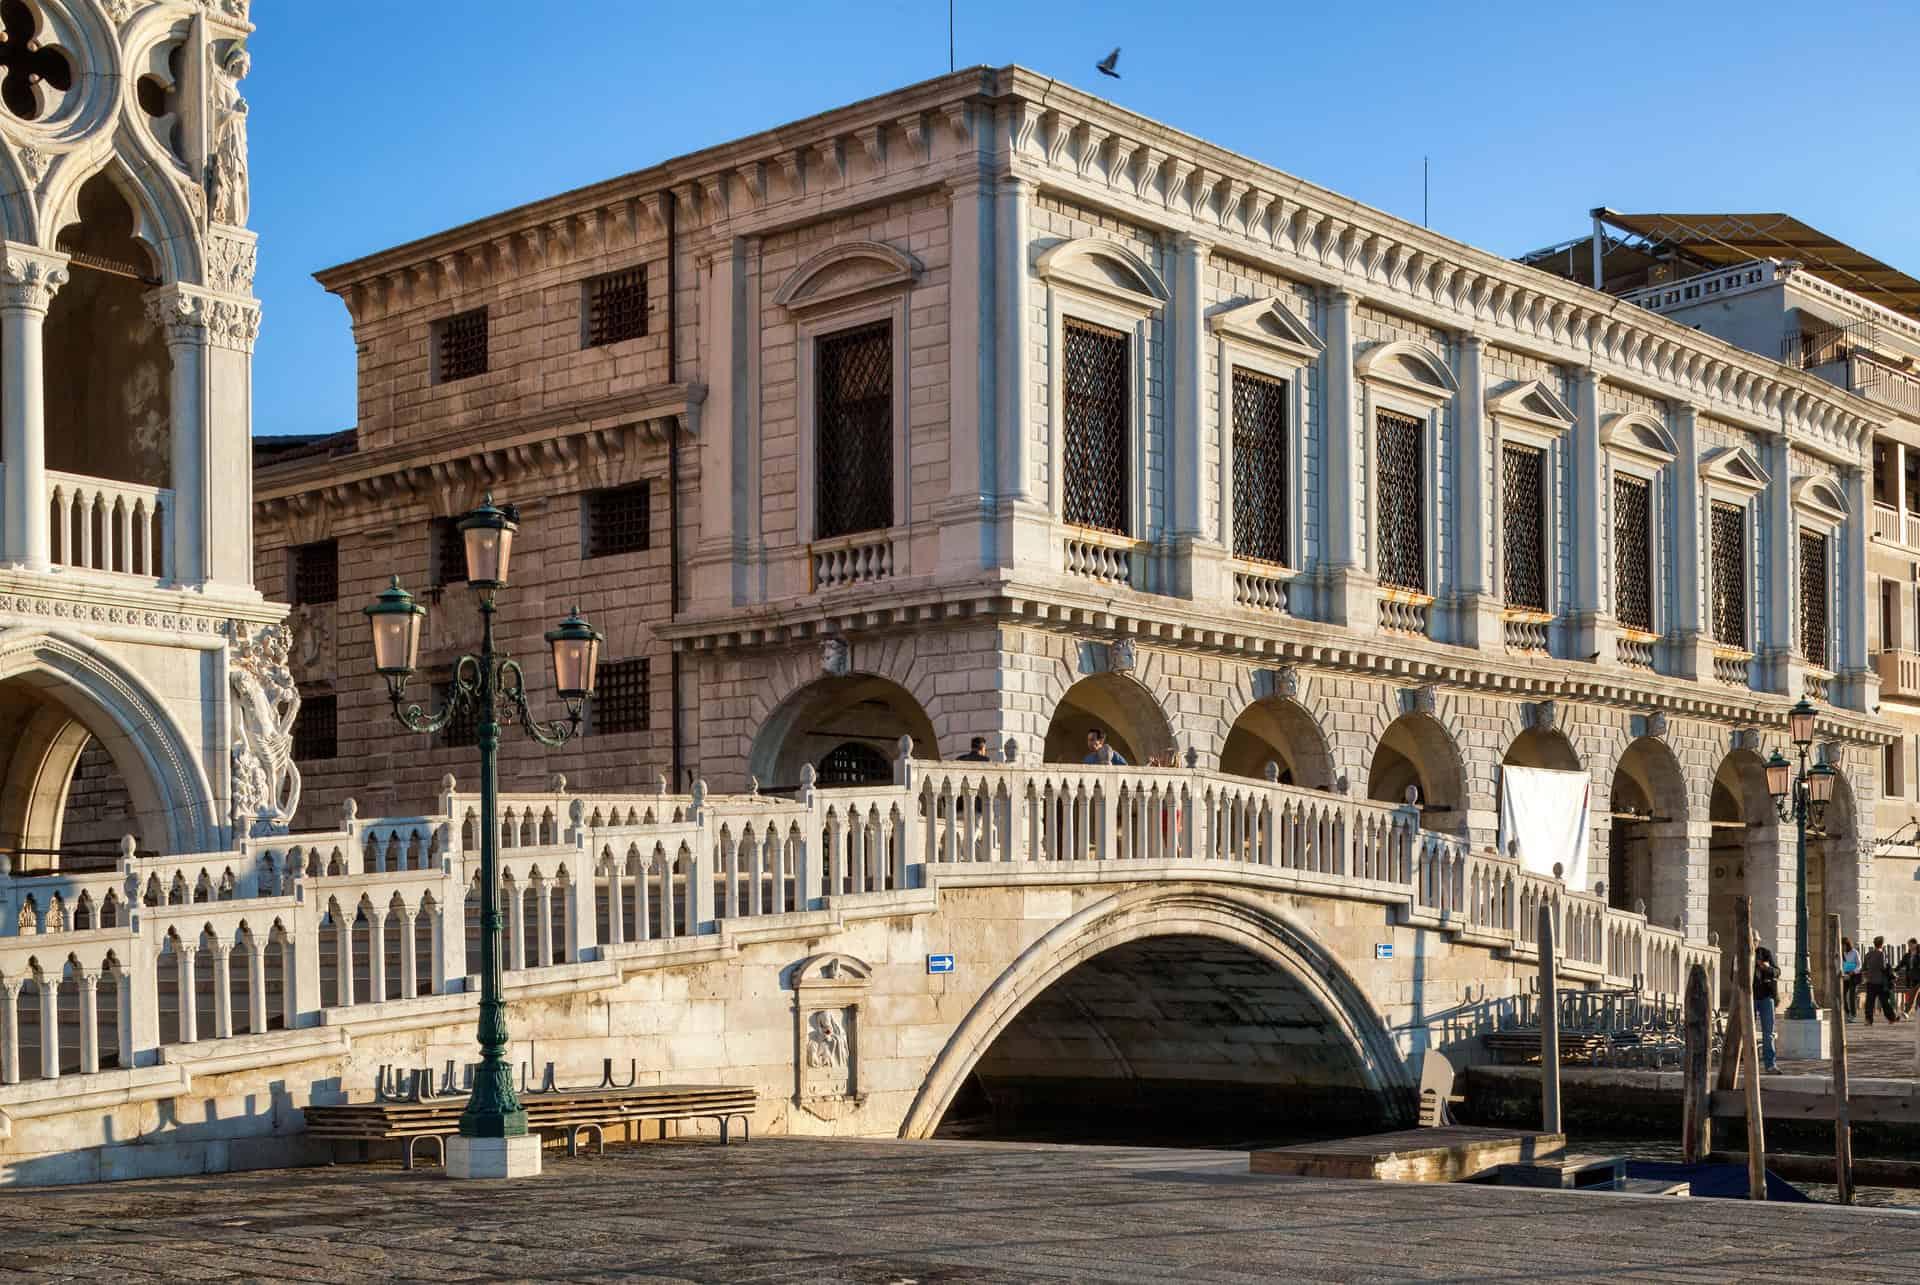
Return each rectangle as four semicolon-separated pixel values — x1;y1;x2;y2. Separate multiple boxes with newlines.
0;755;1717;1184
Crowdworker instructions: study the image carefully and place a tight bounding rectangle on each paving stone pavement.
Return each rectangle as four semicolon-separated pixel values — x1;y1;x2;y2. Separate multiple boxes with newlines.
5;1138;1919;1284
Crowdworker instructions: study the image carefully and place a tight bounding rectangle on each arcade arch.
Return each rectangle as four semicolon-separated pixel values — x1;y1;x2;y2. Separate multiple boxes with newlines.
748;674;937;790
1043;673;1175;766
1606;737;1689;920
1219;696;1335;789
1367;713;1466;833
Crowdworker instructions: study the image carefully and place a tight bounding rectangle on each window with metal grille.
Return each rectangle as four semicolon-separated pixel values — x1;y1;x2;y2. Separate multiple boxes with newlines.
1062;319;1130;536
817;741;891;786
1375;410;1425;592
1799;529;1830;665
435;683;477;749
1710;501;1747;648
585;482;651;558
1231;368;1289;565
814;321;893;539
433;517;466;586
593;658;650;734
1501;444;1546;611
435;308;488;383
292;693;337;761
585;266;647;347
290;540;338;605
1613;475;1653;632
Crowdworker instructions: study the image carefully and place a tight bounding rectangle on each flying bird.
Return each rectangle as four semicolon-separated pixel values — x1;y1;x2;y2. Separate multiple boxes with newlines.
1096;48;1121;78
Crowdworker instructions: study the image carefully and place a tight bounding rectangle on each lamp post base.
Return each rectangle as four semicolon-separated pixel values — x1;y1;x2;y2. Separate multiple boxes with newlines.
447;1133;542;1179
1776;1013;1832;1062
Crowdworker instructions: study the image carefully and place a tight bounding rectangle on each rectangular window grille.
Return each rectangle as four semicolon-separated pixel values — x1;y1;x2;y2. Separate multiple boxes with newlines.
1231;368;1289;565
435;683;476;749
593;658;650;734
1613;474;1653;632
585;266;647;347
1710;501;1747;648
292;693;337;762
814;321;893;540
585;482;651;558
290;540;338;606
1062;318;1130;536
433;518;466;586
435;308;488;382
1500;443;1546;611
1799;529;1830;665
1375;410;1425;592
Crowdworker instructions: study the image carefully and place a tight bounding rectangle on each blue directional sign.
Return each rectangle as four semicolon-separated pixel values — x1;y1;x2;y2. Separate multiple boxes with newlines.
1374;943;1394;960
927;953;956;975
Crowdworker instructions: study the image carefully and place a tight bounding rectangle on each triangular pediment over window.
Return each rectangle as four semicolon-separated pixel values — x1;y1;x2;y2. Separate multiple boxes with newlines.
1698;445;1771;494
1791;474;1849;524
1488;379;1575;433
1355;339;1458;404
1599;411;1678;465
774;241;921;313
1208;297;1324;363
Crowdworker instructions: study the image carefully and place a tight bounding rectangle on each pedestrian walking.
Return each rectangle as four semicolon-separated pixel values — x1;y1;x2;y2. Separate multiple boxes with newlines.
1901;937;1920;1016
1841;936;1862;1022
1753;945;1781;1073
1862;935;1898;1025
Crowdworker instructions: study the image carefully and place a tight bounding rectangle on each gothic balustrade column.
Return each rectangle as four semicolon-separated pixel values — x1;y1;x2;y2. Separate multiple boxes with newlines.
607;857;625;945
333;915;354;1007
175;946;198;1044
367;908;387;1002
210;944;233;1040
113;968;134;1071
429;910;447;993
246;937;266;1035
534;879;554;968
687;838;713;936
77;971;99;1074
0;245;69;571
507;882;526;971
0;977;19;1083
660;858;677;939
398;908;418;998
38;971;59;1078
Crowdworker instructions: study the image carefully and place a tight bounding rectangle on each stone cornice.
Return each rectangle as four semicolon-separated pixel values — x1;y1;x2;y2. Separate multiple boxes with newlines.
310;66;1883;465
254;382;706;520
0;575;283;644
661;573;1891;745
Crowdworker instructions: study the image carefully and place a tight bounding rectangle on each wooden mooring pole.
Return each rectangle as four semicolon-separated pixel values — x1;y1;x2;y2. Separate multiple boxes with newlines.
1681;962;1711;1163
1829;912;1854;1205
1732;895;1766;1200
1538;901;1561;1135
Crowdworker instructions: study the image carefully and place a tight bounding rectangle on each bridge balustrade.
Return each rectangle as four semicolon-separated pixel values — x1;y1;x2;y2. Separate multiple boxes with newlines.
0;761;1719;1089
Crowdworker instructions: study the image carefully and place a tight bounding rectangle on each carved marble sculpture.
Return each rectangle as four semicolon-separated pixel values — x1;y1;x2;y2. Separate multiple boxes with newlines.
227;619;300;831
208;45;250;226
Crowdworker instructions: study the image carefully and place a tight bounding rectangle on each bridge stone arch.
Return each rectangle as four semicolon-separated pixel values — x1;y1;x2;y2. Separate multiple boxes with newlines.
0;631;214;856
899;884;1414;1140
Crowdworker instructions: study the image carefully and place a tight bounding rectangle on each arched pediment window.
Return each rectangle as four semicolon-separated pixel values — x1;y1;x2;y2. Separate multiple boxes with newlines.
774;240;921;314
1035;237;1168;311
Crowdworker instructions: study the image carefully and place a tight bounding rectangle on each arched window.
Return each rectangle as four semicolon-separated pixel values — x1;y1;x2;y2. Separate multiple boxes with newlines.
816;742;891;787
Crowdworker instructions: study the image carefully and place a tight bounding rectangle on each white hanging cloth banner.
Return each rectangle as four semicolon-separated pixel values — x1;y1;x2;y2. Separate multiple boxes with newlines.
1498;764;1592;890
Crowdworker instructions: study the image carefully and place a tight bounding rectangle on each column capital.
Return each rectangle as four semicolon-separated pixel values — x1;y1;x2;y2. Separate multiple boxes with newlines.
78;970;100;990
0;243;69;313
206;941;230;961
0;976;18;999
144;283;261;353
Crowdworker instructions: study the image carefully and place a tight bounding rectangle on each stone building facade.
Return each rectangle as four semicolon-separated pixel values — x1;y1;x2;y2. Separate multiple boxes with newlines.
255;66;1902;969
0;0;285;869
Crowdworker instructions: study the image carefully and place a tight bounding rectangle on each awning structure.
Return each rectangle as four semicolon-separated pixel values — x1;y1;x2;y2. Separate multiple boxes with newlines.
1593;211;1920;322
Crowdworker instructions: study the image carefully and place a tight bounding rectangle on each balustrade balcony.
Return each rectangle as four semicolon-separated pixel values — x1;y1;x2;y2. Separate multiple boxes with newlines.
1878;648;1920;701
46;471;173;582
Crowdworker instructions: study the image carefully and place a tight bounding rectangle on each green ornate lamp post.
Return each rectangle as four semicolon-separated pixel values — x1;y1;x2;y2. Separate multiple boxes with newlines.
363;495;601;1178
1764;697;1835;1025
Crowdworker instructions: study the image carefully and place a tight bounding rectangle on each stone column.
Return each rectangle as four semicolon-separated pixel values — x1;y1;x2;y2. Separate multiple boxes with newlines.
399;908;418;998
1837;465;1876;711
994;171;1049;569
1760;434;1799;695
175;946;198;1044
0;977;19;1083
78;971;99;1074
1568;367;1614;663
507;882;526;971
1746;828;1800;969
246;937;266;1035
1450;334;1500;647
660;857;677;939
1649;820;1710;942
1319;288;1368;626
1670;404;1712;679
210;943;233;1040
1170;234;1223;599
0;245;68;571
606;857;625;945
113;968;134;1070
938;170;996;575
143;285;212;585
429;909;449;993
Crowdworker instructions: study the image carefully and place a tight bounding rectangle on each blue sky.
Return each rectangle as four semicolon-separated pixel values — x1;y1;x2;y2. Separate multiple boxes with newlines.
248;0;1920;438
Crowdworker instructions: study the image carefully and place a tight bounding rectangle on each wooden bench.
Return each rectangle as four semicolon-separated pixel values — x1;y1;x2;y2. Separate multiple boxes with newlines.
303;1084;758;1169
